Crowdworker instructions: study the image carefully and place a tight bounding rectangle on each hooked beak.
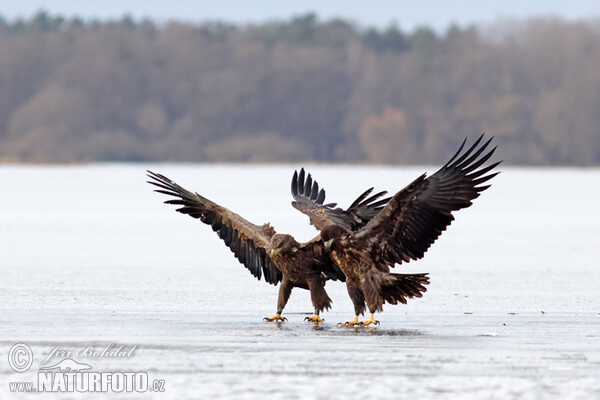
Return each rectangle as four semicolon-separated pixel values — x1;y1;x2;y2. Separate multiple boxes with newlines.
270;248;281;257
324;238;333;250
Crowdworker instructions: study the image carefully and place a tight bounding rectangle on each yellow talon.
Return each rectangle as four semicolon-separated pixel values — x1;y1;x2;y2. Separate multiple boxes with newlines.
360;313;380;326
304;315;324;323
338;315;361;327
264;313;287;322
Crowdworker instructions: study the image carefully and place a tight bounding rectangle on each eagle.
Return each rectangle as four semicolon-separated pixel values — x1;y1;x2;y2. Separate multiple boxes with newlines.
293;135;501;326
147;170;388;323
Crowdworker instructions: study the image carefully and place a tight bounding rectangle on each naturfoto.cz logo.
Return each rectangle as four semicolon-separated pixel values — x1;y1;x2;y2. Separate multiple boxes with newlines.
7;343;166;394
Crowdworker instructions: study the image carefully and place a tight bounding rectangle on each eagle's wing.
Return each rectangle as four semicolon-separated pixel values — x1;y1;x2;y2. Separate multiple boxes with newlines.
354;134;501;266
291;168;389;231
147;171;283;285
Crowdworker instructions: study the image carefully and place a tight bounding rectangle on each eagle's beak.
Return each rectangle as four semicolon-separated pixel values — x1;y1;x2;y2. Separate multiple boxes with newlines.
270;248;281;257
324;238;333;250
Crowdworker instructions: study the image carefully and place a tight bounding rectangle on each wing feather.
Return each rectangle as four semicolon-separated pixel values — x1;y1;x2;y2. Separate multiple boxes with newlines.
147;171;282;285
354;134;501;266
291;168;390;231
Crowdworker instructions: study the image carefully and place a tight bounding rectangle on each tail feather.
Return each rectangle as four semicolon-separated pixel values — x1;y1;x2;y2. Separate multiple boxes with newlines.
381;273;429;305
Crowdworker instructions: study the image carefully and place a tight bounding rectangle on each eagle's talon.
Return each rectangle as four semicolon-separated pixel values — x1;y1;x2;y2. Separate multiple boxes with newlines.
264;313;287;322
360;314;380;326
338;316;361;327
304;315;324;323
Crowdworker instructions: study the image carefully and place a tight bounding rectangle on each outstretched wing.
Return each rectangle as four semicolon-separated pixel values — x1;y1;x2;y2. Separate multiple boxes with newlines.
291;168;389;231
344;186;391;230
354;134;501;266
147;171;283;285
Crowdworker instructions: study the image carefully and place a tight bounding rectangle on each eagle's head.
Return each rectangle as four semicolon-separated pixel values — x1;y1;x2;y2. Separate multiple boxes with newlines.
320;225;347;250
270;234;299;257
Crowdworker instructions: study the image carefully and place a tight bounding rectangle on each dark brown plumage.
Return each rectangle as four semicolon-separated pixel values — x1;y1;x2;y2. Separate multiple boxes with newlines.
147;170;388;323
296;135;501;326
291;168;390;232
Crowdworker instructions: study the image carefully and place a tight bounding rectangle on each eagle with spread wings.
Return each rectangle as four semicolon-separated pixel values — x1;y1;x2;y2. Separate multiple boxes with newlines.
147;170;388;323
293;135;501;326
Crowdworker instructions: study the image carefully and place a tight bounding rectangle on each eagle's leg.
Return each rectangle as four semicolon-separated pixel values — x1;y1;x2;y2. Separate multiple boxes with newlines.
338;280;365;327
304;309;324;323
360;313;380;326
264;279;292;323
358;274;382;326
304;280;329;324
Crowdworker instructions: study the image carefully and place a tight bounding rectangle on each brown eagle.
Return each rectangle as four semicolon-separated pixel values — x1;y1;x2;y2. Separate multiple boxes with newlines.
293;135;501;326
147;170;388;323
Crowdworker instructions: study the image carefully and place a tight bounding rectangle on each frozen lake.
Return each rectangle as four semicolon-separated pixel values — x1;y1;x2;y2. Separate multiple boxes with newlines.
1;164;599;399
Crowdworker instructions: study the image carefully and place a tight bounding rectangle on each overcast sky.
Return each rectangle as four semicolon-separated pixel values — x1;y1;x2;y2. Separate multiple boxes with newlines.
2;1;599;31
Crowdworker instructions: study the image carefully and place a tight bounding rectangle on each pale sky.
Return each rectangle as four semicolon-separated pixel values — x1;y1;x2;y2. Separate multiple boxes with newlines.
2;1;599;31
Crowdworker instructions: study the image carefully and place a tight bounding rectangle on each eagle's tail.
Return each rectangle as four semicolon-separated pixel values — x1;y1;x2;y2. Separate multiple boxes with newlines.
380;273;429;305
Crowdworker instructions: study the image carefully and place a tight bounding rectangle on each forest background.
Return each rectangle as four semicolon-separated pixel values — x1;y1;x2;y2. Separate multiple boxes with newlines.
0;12;598;165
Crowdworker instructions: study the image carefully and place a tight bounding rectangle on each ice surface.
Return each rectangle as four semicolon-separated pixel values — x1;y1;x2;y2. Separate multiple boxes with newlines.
0;164;599;399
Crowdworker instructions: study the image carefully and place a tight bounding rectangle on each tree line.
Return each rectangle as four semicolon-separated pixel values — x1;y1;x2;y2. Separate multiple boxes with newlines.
0;11;598;165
